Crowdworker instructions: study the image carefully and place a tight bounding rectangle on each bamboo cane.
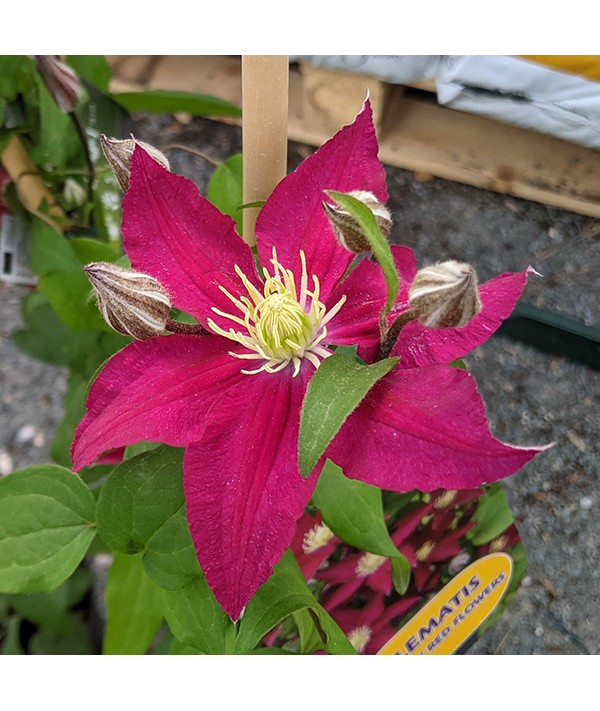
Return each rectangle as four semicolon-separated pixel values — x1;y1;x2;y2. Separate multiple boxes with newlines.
241;55;289;247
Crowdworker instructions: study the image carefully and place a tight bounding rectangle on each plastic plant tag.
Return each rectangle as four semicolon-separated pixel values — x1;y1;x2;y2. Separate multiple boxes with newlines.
377;552;513;655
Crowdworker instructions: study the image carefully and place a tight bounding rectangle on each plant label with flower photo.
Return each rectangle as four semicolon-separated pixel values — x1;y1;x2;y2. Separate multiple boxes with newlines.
378;553;514;655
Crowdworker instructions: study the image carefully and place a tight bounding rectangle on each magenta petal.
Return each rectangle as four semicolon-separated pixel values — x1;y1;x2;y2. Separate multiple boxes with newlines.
183;370;318;621
391;267;536;368
71;335;245;470
327;363;548;492
122;148;260;326
325;257;386;351
353;245;417;363
255;99;388;301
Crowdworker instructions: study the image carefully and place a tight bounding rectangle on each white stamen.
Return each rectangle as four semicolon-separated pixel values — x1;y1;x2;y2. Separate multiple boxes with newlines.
355;552;386;577
348;625;372;654
302;522;335;553
208;250;345;377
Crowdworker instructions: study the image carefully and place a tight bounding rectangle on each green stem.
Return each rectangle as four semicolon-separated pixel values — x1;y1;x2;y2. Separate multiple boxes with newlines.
68;111;95;201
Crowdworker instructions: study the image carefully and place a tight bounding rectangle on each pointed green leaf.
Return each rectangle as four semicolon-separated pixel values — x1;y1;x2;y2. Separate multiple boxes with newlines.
96;446;185;554
235;550;355;655
112;89;242;118
103;552;164;655
207;153;243;234
299;353;397;477
391;555;412;595
161;576;233;654
313;460;402;559
467;483;515;546
0;465;96;593
326;190;399;312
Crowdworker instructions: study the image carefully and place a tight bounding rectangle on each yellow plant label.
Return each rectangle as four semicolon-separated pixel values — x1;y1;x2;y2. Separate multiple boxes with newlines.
377;552;513;655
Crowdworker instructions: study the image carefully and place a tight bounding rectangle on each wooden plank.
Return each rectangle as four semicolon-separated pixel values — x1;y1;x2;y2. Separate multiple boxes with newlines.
375;87;600;218
108;56;600;218
298;63;390;135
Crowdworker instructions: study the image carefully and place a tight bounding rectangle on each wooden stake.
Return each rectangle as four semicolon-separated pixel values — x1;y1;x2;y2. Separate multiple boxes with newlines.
242;55;289;247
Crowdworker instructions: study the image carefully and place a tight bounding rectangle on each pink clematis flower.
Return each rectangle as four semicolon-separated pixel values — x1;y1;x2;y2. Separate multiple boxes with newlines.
72;100;546;620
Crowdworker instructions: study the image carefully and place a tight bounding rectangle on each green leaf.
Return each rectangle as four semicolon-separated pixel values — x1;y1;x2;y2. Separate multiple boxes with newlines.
112;89;242;118
123;441;161;460
168;638;204;655
0;616;23;655
391;555;412;595
298;353;398;477
66;56;111;92
92;171;122;243
37;269;110;331
0;465;96;593
6;567;93;632
13;296;71;367
50;373;87;467
293;608;328;655
161;577;233;654
69;236;121;265
29;614;92;654
29;74;82;168
14;292;125;376
467;483;515;546
96;446;185;554
143;507;201;590
312;460;402;558
235;550;355;655
104;552;164;655
28;218;81;276
207;153;243;234
326;190;399;312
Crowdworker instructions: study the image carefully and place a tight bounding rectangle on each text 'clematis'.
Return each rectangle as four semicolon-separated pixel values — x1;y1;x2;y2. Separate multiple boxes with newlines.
72;100;546;620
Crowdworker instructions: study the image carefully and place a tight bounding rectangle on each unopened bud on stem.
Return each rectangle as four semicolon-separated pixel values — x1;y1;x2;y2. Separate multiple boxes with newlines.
101;135;170;192
323;190;392;253
34;56;85;113
409;260;482;329
85;262;172;340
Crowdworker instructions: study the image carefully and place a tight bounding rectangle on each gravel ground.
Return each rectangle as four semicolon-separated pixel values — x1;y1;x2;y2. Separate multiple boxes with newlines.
1;113;598;654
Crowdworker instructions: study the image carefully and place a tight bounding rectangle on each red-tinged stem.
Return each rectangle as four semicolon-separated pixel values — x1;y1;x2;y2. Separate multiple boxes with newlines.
377;309;419;361
165;318;209;336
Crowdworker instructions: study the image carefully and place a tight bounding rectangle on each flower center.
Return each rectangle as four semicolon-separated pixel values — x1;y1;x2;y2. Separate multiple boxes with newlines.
415;541;436;562
207;249;346;376
302;522;335;554
355;552;386;577
347;625;372;653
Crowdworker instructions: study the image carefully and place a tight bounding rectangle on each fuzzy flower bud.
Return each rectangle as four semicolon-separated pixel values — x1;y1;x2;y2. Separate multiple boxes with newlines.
84;262;171;340
322;190;392;253
409;260;483;329
101;135;170;192
34;56;85;113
